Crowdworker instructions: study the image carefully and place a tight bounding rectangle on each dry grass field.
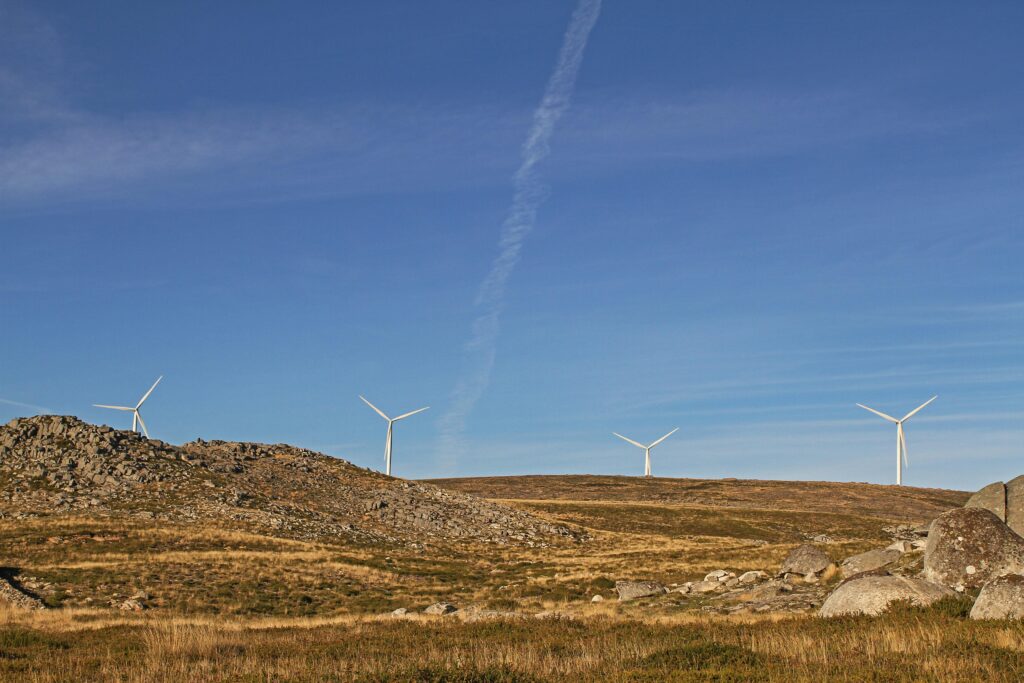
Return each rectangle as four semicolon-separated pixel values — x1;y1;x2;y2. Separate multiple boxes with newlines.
0;475;986;681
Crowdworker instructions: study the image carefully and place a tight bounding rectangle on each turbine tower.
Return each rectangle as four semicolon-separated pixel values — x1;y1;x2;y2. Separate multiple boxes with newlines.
856;396;937;486
359;395;429;477
94;376;163;438
612;428;678;477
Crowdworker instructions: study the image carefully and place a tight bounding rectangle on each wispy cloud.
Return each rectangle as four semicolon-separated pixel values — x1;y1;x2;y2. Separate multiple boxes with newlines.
0;397;53;414
436;0;602;471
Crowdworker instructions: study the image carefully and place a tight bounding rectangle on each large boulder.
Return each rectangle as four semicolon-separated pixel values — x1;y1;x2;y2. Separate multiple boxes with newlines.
1006;476;1024;537
840;548;902;578
615;580;667;602
779;545;831;576
819;575;954;617
970;574;1024;620
966;482;1007;522
923;508;1024;589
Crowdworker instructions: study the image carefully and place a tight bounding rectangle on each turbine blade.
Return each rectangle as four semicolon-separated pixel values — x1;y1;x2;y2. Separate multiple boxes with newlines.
856;403;899;423
394;406;430;421
902;395;938;422
900;424;909;467
612;432;646;449
136;411;149;439
649;428;679;448
136;376;163;408
93;404;135;411
359;396;390;421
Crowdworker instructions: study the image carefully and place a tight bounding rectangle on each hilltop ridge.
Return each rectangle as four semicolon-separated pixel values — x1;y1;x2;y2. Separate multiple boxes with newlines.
0;415;581;547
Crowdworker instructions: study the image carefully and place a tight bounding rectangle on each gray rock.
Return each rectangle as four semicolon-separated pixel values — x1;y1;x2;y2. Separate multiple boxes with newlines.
841;548;902;578
424;602;458;615
966;481;1007;522
738;571;767;584
887;540;914;553
689;580;722;594
779;545;832;576
819;575;954;617
970;574;1024;620
615;580;667;601
390;607;409;616
1007;476;1024;537
704;570;730;582
590;594;604;603
924;507;1024;590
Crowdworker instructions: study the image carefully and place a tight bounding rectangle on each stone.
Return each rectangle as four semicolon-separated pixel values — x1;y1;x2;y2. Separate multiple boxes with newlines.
704;570;729;582
887;540;914;553
819;575;954;617
966;481;1007;522
1006;476;1024;537
803;572;819;584
970;574;1024;620
590;594;604;603
923;508;1024;590
119;598;145;611
689;580;722;594
390;608;409;616
812;535;833;543
424;602;458;615
779;545;832;576
738;571;767;584
841;548;902;578
615;580;667;602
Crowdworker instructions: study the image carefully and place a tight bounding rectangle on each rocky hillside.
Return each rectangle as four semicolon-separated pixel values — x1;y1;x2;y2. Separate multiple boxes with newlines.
0;415;581;548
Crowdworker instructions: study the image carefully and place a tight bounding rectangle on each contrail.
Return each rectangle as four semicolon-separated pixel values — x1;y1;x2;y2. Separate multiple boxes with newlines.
0;398;53;415
437;0;601;469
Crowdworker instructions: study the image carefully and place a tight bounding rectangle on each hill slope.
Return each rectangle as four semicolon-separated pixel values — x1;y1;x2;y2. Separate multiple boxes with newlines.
0;415;580;547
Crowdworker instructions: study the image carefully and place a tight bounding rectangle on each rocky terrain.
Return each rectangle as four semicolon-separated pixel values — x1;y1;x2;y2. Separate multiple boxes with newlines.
0;415;582;548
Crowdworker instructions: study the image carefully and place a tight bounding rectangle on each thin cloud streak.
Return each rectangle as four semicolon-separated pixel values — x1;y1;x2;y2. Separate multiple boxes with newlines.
0;397;53;414
436;0;602;470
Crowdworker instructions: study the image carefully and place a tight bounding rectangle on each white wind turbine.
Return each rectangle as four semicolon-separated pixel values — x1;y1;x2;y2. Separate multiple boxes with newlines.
856;396;937;486
94;376;163;438
612;428;679;478
359;396;429;477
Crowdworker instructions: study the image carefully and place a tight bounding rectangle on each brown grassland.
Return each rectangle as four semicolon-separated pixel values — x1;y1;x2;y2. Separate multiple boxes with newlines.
4;475;1011;682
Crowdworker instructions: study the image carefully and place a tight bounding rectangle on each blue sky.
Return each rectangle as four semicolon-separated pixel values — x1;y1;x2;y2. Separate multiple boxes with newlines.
2;1;1022;490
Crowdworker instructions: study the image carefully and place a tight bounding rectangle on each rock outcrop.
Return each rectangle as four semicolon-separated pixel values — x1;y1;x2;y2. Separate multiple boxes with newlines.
966;482;1007;521
0;578;45;610
923;507;1024;590
779;545;832;577
840;548;902;578
0;416;584;548
962;478;1024;538
819;575;953;617
970;574;1024;620
615;580;667;601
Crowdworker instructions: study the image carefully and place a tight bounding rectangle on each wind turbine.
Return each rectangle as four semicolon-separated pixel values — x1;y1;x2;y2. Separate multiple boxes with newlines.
359;396;429;477
856;396;937;486
94;376;163;438
612;428;678;478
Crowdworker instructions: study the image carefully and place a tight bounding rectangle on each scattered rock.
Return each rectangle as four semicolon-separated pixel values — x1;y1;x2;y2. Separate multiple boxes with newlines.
923;507;1024;590
841;548;902;578
390;607;409;616
590;594;604;603
819;575;954;617
738;571;767;584
812;534;833;543
970;574;1024;620
887;540;914;553
119;598;145;611
615;580;667;602
0;579;44;610
779;545;832;577
689;580;722;594
423;602;458;615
